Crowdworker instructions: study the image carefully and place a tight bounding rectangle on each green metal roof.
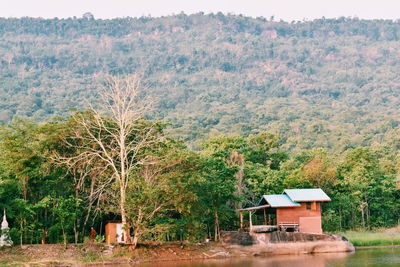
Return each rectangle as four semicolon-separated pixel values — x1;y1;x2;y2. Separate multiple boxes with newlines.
262;194;301;207
283;188;331;202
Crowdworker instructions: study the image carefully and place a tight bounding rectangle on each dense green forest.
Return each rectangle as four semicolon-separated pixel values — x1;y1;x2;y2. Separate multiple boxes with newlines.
0;14;399;151
0;74;399;246
0;14;399;245
0;113;399;245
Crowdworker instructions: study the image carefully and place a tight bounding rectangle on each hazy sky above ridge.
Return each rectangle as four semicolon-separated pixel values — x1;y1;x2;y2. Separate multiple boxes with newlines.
1;0;399;21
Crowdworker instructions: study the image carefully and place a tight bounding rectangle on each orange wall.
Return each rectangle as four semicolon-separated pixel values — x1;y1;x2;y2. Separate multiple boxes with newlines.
276;202;322;233
299;217;322;233
105;223;118;244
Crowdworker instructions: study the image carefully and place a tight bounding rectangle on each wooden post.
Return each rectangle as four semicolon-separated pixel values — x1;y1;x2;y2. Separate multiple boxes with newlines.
263;208;267;225
239;211;243;229
249;211;252;231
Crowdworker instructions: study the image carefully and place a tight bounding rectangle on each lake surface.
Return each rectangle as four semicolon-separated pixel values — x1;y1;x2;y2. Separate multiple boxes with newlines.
131;248;400;267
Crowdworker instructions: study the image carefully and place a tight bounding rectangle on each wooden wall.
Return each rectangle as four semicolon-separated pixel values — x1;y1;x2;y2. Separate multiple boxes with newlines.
276;202;323;233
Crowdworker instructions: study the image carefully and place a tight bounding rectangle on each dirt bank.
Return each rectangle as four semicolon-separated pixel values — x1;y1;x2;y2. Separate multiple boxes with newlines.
0;232;355;266
0;242;236;266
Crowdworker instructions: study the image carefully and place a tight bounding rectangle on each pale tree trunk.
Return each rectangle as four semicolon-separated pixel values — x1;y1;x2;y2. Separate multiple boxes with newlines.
119;126;130;244
119;183;129;243
132;209;143;248
74;221;78;244
360;202;367;229
132;227;141;248
361;207;365;229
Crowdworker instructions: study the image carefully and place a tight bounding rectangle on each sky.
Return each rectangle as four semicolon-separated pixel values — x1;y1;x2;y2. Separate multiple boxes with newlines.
1;0;400;21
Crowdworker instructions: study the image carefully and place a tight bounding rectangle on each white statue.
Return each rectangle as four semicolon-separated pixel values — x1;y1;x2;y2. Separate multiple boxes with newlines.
0;209;13;246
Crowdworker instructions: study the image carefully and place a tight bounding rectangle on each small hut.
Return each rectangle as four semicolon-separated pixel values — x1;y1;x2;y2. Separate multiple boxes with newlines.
238;188;331;234
105;222;130;244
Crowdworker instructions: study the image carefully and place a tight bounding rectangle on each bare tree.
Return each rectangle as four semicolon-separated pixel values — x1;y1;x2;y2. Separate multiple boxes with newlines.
57;74;157;243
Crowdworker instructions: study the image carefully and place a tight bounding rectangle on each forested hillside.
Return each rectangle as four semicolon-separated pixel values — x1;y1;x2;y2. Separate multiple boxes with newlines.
0;13;400;151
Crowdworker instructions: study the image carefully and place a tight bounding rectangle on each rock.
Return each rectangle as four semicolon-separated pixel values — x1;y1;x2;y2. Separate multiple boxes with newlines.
221;231;355;255
203;251;230;258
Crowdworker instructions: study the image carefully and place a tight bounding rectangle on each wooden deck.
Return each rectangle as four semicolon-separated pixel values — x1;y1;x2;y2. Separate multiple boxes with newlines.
248;222;299;233
250;225;278;233
278;222;299;232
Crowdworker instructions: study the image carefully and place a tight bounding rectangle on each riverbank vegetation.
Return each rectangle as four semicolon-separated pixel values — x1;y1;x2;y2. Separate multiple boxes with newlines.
340;227;400;246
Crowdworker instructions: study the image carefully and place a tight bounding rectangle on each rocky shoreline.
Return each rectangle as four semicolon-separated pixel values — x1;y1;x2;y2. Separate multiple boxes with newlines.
221;231;355;255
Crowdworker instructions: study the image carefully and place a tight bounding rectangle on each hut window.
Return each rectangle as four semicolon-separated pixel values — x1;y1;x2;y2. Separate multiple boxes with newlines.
306;202;311;210
312;201;317;210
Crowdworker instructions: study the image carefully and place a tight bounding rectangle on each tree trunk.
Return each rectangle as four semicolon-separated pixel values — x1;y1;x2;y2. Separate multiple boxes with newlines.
214;212;220;241
207;222;211;239
361;205;365;229
73;188;81;243
74;221;78;244
132;226;141;248
20;221;23;248
22;176;28;200
61;224;67;248
81;177;96;237
120;185;129;244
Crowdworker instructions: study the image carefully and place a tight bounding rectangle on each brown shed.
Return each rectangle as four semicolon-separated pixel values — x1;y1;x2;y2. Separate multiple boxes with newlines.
238;188;331;234
105;222;130;244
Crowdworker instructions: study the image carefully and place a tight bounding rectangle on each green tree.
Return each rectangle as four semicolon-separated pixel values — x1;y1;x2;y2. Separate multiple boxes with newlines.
198;155;237;241
124;140;200;247
0;119;43;200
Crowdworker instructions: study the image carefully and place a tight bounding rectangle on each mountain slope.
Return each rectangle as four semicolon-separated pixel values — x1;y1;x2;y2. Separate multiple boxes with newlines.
0;14;399;151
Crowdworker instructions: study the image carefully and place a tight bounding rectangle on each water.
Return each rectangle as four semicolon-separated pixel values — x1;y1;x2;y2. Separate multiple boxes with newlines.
127;248;400;267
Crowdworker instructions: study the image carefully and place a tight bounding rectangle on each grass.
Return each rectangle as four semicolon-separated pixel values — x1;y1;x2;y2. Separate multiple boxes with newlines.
80;250;103;262
338;227;400;246
0;247;31;266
